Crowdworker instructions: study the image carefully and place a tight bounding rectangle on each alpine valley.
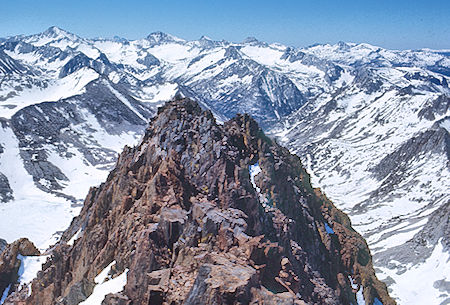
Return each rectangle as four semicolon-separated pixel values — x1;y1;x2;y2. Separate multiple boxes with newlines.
0;27;448;304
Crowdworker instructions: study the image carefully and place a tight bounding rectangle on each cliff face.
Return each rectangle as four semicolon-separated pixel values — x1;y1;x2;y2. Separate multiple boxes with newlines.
5;99;395;305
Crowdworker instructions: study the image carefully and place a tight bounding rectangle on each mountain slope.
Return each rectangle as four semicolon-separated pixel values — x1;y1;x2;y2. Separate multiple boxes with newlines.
3;99;395;305
0;27;448;304
269;74;449;304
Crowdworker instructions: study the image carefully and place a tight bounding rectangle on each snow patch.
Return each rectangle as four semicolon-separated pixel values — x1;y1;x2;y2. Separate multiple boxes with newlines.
440;119;450;132
67;228;83;246
16;254;49;296
356;286;365;305
377;238;450;304
249;162;262;192
241;45;283;67
79;261;128;305
134;83;178;104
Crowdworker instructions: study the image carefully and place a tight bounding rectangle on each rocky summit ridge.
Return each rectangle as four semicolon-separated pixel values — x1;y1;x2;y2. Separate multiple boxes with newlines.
3;99;394;305
0;28;448;304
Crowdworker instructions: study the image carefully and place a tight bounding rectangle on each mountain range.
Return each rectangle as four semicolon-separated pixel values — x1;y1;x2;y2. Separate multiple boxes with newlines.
0;26;448;304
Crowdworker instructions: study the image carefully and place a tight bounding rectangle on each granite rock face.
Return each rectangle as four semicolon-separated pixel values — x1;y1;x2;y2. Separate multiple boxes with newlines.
4;99;394;305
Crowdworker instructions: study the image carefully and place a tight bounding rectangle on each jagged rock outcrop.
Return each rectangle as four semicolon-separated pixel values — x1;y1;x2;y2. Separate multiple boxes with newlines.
0;239;7;254
0;172;13;203
4;99;395;305
0;238;40;299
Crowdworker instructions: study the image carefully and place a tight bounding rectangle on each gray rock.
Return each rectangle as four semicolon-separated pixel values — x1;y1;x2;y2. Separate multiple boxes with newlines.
0;172;13;202
0;239;7;254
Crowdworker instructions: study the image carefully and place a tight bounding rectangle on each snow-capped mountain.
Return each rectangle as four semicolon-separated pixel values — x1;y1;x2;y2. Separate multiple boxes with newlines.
0;27;448;304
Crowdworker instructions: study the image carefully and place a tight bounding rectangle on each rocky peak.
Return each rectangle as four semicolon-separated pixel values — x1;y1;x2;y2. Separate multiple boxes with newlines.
42;26;66;37
40;26;79;42
0;239;7;254
224;45;243;59
195;36;223;49
3;99;395;305
0;238;40;299
146;31;184;45
242;37;264;46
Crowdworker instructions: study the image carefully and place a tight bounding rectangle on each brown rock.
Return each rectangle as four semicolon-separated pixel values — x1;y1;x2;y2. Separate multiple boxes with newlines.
101;293;130;305
5;99;395;305
0;238;40;300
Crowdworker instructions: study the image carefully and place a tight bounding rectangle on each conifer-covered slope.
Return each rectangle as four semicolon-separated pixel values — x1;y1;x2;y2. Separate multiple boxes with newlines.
4;99;394;305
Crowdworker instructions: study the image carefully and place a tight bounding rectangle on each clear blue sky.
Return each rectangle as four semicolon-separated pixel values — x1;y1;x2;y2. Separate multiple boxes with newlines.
1;0;449;50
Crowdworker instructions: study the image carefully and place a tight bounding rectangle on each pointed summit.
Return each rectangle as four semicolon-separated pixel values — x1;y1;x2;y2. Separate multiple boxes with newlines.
112;35;129;44
6;99;395;305
224;45;242;59
43;26;64;36
195;35;223;48
199;35;212;41
242;36;267;47
23;26;80;46
243;36;259;44
42;26;78;40
146;31;184;45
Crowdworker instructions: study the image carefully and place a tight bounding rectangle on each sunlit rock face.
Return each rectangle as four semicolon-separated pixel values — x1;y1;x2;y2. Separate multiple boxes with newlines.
3;99;394;305
0;27;448;304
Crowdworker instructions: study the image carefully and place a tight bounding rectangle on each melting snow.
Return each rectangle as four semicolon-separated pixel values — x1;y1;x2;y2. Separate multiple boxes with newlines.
249;162;262;192
356;286;366;305
67;228;83;246
16;254;49;296
79;261;128;305
373;298;383;305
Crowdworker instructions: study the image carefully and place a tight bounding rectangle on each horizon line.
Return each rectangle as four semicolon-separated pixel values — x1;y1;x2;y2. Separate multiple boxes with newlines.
2;25;449;53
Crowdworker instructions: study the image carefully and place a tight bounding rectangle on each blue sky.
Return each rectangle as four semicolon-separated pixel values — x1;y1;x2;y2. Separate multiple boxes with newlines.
1;0;449;50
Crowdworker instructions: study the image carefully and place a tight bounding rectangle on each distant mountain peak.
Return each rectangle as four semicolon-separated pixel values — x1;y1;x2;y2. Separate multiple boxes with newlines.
337;41;350;49
112;35;128;43
146;31;184;44
43;26;64;34
19;26;81;47
195;35;224;48
243;36;259;44
242;36;268;47
42;26;77;40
